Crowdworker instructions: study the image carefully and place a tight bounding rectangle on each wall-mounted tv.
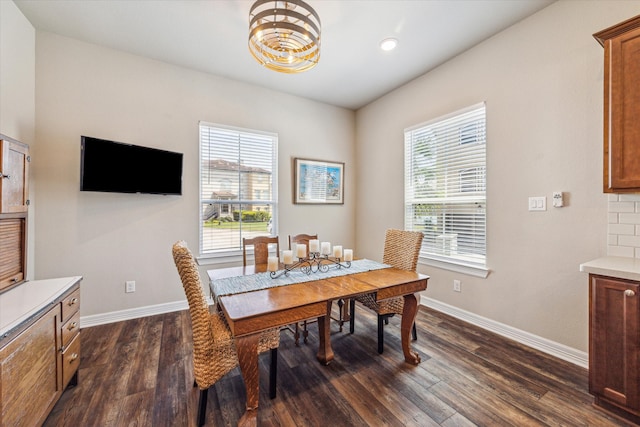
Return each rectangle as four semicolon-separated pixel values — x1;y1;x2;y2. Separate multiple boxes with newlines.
80;136;183;195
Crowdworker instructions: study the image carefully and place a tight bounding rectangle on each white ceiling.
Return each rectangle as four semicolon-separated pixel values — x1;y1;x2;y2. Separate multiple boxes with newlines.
14;0;555;110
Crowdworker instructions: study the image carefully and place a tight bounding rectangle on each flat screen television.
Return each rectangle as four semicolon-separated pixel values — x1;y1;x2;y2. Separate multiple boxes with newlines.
80;136;183;195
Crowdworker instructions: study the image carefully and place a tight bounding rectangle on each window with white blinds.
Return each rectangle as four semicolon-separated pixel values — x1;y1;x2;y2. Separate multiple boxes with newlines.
199;122;278;255
404;102;486;269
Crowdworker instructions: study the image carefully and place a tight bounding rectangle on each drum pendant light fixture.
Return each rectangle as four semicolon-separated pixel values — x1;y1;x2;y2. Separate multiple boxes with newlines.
248;0;321;73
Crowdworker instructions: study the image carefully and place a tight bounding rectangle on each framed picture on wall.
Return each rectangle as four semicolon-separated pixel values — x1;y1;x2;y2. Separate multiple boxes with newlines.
294;158;344;204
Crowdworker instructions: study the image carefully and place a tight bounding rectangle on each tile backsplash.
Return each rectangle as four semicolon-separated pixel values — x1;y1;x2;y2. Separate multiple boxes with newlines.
608;194;640;258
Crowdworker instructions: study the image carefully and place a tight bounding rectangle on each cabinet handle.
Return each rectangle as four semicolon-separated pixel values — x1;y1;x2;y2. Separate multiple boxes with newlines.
68;297;78;306
68;353;79;362
0;173;9;179
67;321;77;331
625;289;636;297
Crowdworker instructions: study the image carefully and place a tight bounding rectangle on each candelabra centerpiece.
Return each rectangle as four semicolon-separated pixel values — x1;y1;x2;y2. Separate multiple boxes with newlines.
267;239;353;279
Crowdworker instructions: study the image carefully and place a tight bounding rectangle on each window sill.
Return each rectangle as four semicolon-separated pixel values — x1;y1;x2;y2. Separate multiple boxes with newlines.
419;256;490;278
196;252;243;266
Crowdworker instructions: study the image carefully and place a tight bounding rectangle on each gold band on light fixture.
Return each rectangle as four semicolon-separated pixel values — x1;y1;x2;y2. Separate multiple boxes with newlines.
249;0;321;73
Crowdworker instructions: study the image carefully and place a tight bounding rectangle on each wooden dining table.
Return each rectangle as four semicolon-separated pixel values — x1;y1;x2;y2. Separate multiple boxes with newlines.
208;262;429;426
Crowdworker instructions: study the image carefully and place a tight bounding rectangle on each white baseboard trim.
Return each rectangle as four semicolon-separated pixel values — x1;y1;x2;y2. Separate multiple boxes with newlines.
80;300;190;328
80;296;588;369
421;296;588;369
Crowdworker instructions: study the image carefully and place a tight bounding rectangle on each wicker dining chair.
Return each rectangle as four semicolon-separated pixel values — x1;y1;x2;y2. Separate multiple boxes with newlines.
288;233;318;344
172;240;280;427
349;229;424;354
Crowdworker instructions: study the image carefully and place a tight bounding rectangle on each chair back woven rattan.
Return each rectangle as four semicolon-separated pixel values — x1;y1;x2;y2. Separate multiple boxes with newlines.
382;229;423;272
172;240;279;426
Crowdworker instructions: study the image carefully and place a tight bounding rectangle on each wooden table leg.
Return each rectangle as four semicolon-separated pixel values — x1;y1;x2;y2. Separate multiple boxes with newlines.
316;301;334;365
236;333;260;427
401;293;421;365
340;298;351;327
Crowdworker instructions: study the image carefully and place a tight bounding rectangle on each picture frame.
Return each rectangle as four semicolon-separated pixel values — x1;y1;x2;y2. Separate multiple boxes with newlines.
294;158;344;204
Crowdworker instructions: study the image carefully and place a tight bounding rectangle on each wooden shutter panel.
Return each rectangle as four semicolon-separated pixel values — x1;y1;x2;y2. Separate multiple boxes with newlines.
0;218;26;291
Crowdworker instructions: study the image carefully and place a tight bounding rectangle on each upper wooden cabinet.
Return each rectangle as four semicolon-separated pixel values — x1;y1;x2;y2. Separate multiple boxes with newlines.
594;15;640;193
0;136;30;213
0;135;29;293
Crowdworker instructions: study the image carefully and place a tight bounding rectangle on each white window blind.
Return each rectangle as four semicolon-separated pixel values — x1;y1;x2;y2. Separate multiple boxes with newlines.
199;122;278;255
404;102;486;269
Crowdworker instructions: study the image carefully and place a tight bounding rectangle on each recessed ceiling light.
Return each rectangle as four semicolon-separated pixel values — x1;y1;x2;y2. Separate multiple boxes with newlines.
380;38;398;51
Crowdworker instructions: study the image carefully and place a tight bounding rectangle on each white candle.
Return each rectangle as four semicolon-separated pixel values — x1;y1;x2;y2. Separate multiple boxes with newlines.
282;250;293;265
309;239;320;253
296;244;307;259
343;249;353;262
267;256;279;272
320;241;331;255
333;245;343;259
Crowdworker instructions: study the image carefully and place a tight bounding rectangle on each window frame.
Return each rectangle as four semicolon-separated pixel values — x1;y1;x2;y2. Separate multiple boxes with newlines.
198;122;278;264
404;102;489;278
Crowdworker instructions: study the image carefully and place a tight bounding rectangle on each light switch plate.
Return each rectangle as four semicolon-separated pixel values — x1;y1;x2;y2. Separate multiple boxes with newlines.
528;196;546;211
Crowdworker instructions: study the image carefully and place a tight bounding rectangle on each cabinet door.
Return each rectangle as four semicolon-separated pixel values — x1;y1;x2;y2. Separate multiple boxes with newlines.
0;138;30;213
0;217;26;291
604;26;640;191
589;275;640;410
0;307;61;426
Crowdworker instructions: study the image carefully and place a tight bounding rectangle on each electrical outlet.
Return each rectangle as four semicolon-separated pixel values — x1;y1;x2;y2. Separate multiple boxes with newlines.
125;280;136;293
453;279;461;292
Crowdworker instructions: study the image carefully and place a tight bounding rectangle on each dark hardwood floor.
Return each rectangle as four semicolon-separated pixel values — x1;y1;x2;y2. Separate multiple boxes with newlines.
44;304;628;426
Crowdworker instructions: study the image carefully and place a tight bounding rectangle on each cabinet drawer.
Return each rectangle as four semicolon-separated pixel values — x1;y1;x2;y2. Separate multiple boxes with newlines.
61;311;80;348
61;288;80;322
61;334;80;388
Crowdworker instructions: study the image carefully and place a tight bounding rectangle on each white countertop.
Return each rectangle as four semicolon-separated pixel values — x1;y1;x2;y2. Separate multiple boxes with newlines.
580;256;640;282
0;276;82;337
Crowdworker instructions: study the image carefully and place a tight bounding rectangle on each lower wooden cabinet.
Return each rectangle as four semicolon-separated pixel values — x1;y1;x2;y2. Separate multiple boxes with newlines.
0;279;81;426
60;287;81;389
589;274;640;423
0;306;59;426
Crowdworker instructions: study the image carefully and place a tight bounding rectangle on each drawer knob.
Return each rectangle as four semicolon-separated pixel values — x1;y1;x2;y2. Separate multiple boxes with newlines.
68;297;78;306
69;353;79;362
67;321;77;331
625;289;636;297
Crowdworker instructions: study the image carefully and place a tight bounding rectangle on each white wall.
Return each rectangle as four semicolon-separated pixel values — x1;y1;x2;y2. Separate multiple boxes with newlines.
356;0;640;353
16;0;640;355
0;1;35;280
34;32;355;317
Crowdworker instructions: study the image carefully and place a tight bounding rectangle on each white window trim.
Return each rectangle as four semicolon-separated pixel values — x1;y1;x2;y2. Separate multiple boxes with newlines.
405;102;487;276
198;121;278;261
419;256;490;278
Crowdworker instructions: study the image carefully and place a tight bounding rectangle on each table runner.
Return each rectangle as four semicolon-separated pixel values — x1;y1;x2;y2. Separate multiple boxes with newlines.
211;258;390;300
